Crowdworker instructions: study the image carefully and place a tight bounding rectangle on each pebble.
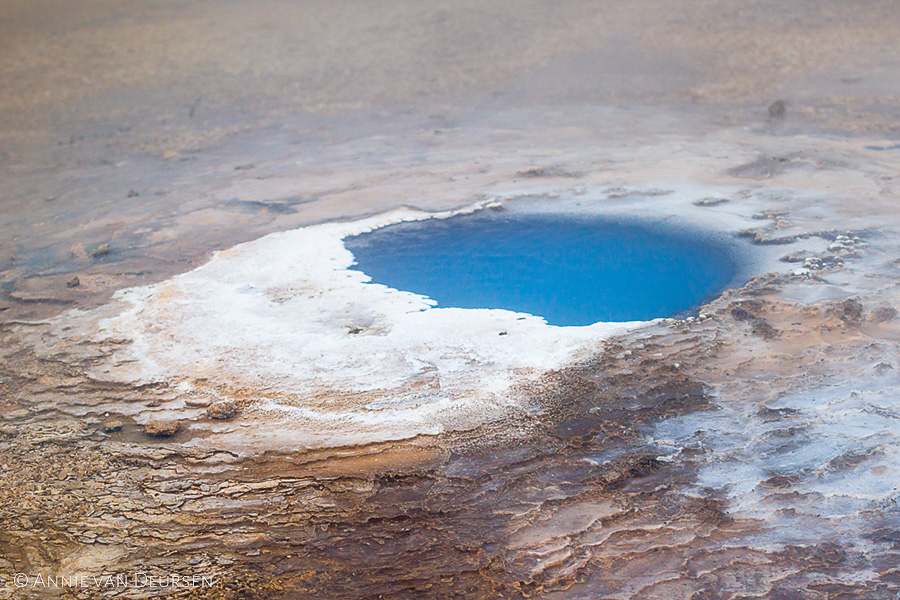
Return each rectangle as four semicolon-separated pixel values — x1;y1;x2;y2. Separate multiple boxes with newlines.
207;401;238;420
142;420;181;437
99;416;127;433
89;243;110;257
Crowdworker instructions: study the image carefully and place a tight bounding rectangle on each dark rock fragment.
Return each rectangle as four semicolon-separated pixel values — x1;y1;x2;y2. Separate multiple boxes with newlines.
207;401;238;420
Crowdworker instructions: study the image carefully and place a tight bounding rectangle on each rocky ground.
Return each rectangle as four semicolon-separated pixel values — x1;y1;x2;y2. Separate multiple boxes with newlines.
2;1;900;598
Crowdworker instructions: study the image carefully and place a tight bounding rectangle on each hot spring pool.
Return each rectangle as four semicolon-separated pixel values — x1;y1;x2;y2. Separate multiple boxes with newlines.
345;212;738;326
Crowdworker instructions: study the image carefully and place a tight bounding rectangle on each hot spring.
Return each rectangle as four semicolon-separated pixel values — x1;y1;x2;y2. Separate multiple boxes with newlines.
346;212;739;326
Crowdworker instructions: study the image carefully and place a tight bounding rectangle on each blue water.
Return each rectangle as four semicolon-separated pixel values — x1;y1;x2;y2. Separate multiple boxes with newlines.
345;213;738;326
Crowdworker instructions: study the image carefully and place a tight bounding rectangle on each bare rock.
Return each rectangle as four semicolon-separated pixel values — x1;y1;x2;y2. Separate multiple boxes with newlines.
207;401;238;420
185;398;212;408
66;276;80;288
752;209;787;220
780;251;813;263
517;166;545;177
142;420;181;438
737;228;797;245
89;243;110;258
693;197;729;206
99;416;128;433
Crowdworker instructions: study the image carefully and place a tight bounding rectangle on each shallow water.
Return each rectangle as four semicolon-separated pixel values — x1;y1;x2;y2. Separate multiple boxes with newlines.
346;213;737;325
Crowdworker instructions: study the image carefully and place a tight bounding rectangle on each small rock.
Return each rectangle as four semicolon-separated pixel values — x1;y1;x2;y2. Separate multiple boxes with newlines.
185;398;212;408
693;197;729;207
207;401;238;420
127;189;139;198
780;251;812;263
752;209;787;220
517;166;545;177
89;243;110;257
757;234;797;245
142;420;181;438
99;416;127;433
737;228;797;245
768;99;786;118
66;276;80;288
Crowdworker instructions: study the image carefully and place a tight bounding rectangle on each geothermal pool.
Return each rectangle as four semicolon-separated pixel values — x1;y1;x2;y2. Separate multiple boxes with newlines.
346;213;738;325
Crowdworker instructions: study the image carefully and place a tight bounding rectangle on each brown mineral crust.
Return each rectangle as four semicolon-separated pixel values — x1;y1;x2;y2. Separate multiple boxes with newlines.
750;319;779;339
6;274;900;600
835;298;864;325
869;306;897;322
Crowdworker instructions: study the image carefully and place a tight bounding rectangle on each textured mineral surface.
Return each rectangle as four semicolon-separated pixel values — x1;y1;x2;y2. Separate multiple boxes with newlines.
2;1;900;599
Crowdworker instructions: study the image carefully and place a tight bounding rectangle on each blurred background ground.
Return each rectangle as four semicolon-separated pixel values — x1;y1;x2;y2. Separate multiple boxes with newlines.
2;0;899;169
